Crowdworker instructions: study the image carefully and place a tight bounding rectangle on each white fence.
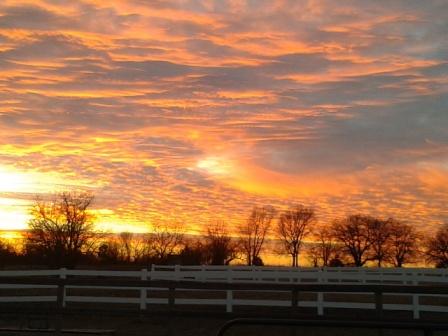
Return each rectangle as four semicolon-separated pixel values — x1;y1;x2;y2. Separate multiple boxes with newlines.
0;266;447;319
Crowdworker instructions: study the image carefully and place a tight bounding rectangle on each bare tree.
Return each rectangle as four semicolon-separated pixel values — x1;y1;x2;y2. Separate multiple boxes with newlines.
119;232;134;262
239;206;275;266
330;215;375;267
204;222;238;265
146;222;185;262
0;239;17;266
426;224;448;268
370;218;392;267
97;239;120;264
308;226;340;267
178;240;207;265
95;232;147;264
387;219;418;267
132;238;148;263
307;244;320;267
277;205;315;267
26;191;96;267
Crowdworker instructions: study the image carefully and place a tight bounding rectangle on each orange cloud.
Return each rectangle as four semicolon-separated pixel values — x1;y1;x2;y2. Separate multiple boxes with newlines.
0;0;447;235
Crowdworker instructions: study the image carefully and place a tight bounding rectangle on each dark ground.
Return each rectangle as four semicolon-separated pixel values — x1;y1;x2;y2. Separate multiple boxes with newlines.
1;308;448;336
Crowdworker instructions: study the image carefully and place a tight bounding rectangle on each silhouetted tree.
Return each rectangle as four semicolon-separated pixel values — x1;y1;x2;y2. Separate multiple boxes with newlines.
204;222;238;265
387;219;419;267
0;239;18;267
426;224;448;268
97;241;120;264
307;227;340;267
26;191;96;267
328;255;344;267
117;231;145;262
330;215;375;267
145;223;184;263
252;255;264;266
119;232;134;262
370;218;392;267
277;205;315;267
239;206;275;266
178;241;207;265
307;245;320;267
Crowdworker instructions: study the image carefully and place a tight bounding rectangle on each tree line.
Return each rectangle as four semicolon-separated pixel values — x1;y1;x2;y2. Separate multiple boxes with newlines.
1;191;447;269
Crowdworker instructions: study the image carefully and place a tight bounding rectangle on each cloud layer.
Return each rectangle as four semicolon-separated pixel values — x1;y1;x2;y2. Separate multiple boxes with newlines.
0;0;447;232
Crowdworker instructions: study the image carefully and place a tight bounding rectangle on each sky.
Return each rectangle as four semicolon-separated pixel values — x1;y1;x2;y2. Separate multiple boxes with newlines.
0;0;447;234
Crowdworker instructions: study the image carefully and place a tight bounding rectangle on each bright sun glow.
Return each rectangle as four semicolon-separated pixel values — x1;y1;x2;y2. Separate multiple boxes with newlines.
0;197;31;230
0;167;32;193
96;218;149;233
196;156;233;176
0;231;23;240
0;207;29;230
0;165;97;194
0;165;98;231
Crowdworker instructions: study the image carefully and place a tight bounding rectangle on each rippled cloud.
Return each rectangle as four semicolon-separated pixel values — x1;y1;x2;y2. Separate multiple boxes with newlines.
0;0;447;232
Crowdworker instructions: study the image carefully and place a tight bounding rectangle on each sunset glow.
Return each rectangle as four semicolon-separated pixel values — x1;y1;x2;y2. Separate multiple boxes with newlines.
0;167;32;193
0;0;447;235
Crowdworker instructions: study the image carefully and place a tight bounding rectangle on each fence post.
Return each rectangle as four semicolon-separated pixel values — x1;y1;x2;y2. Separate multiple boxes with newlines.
168;286;175;312
412;295;420;319
317;268;324;316
59;268;67;308
150;264;155;279
226;267;233;313
140;268;148;310
375;290;383;319
291;287;299;314
174;264;180;281
226;290;233;313
56;276;65;336
361;268;366;284
413;277;420;319
201;264;206;282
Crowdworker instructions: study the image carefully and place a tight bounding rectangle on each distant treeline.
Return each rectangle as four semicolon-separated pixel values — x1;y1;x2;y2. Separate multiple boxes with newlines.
1;191;447;269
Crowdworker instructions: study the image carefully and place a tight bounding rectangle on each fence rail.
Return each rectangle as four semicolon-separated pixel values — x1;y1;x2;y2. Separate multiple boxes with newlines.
0;266;447;319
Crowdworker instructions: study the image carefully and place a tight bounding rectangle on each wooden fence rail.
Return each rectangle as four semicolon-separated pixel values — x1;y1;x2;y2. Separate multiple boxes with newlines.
0;267;447;319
